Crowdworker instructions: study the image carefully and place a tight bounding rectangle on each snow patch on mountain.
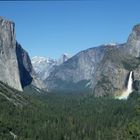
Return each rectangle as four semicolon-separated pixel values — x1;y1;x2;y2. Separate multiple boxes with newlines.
104;42;118;46
31;54;71;80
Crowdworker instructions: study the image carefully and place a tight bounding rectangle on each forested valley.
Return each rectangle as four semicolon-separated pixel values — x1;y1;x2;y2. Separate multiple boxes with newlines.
0;83;140;140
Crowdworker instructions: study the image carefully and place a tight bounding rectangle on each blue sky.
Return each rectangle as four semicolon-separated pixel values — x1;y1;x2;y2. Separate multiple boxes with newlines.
0;0;140;59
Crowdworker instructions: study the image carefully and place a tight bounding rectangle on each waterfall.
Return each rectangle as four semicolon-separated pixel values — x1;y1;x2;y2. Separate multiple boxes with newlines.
117;71;133;100
127;71;133;94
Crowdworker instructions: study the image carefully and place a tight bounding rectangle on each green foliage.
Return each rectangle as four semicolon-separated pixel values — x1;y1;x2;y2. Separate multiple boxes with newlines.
126;121;140;139
122;57;140;70
0;83;140;140
50;79;91;94
125;94;140;139
95;74;116;96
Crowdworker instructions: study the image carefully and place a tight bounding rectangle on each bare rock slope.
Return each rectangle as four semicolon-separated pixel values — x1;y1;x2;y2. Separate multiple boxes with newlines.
0;17;44;91
46;24;140;96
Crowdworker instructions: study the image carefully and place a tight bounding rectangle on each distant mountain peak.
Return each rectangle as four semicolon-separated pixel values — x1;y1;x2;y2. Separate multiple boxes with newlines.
133;23;140;33
32;56;57;64
104;42;118;46
31;54;71;80
0;16;14;24
45;23;140;96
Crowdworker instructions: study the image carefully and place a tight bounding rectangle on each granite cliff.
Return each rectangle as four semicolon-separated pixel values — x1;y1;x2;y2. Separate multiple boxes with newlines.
0;17;23;91
1;16;140;97
0;17;44;91
45;24;140;96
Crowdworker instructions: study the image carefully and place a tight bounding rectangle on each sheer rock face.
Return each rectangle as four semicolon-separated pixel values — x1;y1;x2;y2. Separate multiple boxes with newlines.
46;24;140;96
16;42;46;90
16;42;33;88
0;17;46;91
45;44;126;95
0;17;22;91
126;24;140;57
45;45;115;93
0;16;34;91
16;43;46;89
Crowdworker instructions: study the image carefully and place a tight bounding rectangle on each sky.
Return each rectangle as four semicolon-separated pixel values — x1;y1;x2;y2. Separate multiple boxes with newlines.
0;0;140;59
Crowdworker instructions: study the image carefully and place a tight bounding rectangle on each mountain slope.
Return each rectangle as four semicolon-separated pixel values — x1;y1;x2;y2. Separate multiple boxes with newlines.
16;42;33;88
45;24;140;96
0;16;45;91
32;54;71;80
32;56;57;80
45;45;109;92
0;81;27;107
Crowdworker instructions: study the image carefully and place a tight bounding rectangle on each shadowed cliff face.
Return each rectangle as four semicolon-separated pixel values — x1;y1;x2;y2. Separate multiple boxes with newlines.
16;42;33;88
1;16;140;96
0;17;35;91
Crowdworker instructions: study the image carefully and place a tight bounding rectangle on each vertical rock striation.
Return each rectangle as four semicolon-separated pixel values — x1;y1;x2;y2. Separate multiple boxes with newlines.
16;42;33;88
126;24;140;57
0;17;22;91
0;17;44;91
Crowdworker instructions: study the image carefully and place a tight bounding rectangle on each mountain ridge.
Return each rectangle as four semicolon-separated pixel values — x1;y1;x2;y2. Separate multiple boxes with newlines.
45;24;140;96
31;54;71;80
1;16;140;97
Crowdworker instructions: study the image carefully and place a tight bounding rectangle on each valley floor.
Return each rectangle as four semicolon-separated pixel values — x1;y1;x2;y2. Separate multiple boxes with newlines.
0;85;140;140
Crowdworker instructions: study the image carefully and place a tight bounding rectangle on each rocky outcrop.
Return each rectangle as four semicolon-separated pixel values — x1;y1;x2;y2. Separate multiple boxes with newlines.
0;17;45;91
45;45;114;93
0;17;22;91
31;54;71;80
31;56;57;80
16;42;33;88
45;23;140;96
125;24;140;57
133;80;140;91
